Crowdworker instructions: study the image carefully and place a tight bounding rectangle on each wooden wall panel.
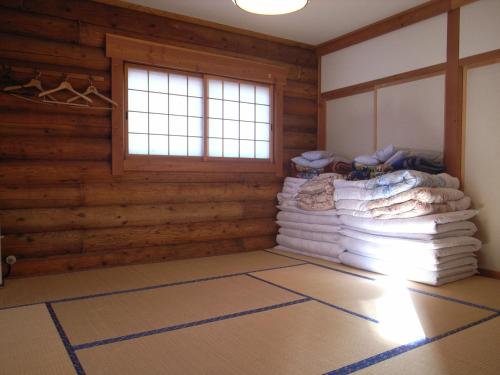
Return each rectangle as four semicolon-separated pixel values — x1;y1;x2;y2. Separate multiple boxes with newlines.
0;0;317;277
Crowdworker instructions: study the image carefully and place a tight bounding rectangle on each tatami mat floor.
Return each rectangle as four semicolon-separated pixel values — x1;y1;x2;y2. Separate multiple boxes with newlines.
0;250;499;374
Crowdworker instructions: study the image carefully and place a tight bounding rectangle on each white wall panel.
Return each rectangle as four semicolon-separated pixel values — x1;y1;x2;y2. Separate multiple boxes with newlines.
325;92;375;159
321;14;447;92
464;62;500;272
377;75;445;152
460;0;500;59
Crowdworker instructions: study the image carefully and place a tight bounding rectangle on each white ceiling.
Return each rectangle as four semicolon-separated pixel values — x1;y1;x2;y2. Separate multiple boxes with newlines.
121;0;428;45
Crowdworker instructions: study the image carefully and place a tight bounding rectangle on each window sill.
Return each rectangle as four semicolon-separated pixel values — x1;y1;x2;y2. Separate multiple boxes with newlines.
123;156;281;174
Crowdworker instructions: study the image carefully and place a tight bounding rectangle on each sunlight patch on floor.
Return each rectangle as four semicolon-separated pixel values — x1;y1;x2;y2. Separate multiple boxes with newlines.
374;276;426;345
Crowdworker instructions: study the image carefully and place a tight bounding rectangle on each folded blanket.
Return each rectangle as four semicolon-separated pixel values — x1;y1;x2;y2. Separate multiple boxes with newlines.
339;210;478;234
330;161;352;175
343;241;479;266
391;156;445;174
284;177;308;186
340;235;479;261
297;193;335;211
335;188;465;211
277;205;338;216
279;227;341;244
296;173;343;211
276;234;345;258
277;211;341;225
334;171;459;201
340;228;481;251
274;245;341;263
277;192;295;204
347;162;393;181
336;197;471;219
277;220;341;233
351;227;478;240
339;252;477;285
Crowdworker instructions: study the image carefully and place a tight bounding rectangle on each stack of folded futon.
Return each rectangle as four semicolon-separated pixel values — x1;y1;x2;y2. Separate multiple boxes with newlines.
275;175;345;263
333;170;480;285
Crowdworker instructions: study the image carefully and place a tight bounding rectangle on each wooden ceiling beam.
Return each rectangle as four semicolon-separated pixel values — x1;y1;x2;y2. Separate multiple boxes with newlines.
316;0;479;57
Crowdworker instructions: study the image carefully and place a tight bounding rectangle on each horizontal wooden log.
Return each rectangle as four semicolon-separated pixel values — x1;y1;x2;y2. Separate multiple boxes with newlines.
0;93;112;116
3;218;278;257
20;0;316;68
0;117;110;139
0;201;277;233
5;67;110;93
77;21;316;84
0;135;110;161
9;236;276;277
0;161;282;185
0;184;82;209
284;97;317;117
283;131;317;150
0;7;79;44
0;181;280;209
283;114;317;134
83;181;281;206
283;79;317;99
0;32;109;71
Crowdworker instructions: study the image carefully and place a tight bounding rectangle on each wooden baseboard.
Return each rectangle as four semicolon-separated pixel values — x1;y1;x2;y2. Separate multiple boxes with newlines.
478;268;500;280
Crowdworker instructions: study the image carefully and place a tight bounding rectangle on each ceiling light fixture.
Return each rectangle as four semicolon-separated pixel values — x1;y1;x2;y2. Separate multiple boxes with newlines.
232;0;309;15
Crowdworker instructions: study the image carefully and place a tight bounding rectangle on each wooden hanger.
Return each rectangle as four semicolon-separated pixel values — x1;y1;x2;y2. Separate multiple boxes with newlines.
3;71;57;100
38;74;92;103
67;79;117;107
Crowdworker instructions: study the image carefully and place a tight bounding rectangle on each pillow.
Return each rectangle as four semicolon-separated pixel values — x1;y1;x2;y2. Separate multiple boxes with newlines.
301;150;332;161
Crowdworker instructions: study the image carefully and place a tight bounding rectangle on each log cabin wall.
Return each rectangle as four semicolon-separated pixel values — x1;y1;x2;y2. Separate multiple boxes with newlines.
0;0;318;277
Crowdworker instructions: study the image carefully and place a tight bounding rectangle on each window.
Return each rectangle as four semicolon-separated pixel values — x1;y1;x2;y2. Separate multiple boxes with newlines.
126;66;204;157
207;78;271;159
108;34;287;175
126;66;272;160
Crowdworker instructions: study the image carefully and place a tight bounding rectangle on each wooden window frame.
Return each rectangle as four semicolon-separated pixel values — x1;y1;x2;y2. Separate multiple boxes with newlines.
107;34;287;176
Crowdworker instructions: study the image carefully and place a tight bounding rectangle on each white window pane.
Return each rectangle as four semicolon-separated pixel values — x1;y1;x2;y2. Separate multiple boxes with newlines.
169;74;187;95
128;68;148;90
169;136;188;156
128;112;148;133
256;141;270;159
149;92;168;114
149;71;168;93
128;90;148;112
240;84;255;103
240;103;255;121
255;122;270;141
224;120;239;139
188;137;203;156
169;115;188;136
224;100;239;120
128;133;148;155
224;81;239;101
209;99;222;118
209;138;222;157
240;140;254;158
208;79;223;99
149;135;169;155
188;77;203;97
149;114;168;134
240;121;255;140
223;139;239;157
169;95;187;116
256;105;270;123
256;86;270;105
188;97;203;117
209;119;222;138
188;117;203;137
